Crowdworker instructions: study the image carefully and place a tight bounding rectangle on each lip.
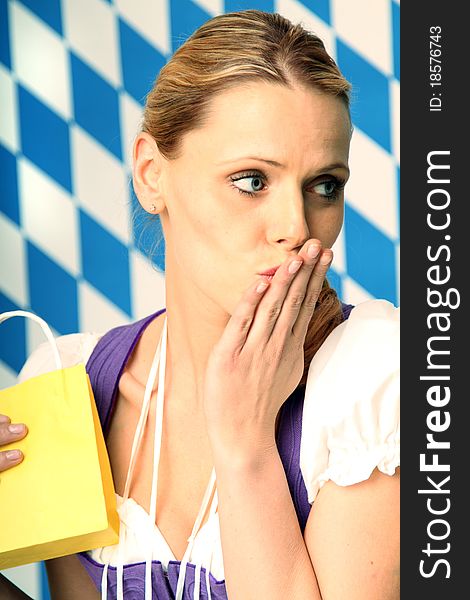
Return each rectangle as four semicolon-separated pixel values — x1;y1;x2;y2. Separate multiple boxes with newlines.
258;265;281;276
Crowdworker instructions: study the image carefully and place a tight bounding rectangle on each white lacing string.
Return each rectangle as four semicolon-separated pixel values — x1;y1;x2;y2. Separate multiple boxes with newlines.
204;489;218;600
145;316;168;600
175;468;217;600
101;562;109;600
100;313;218;599
194;562;202;598
101;317;165;599
144;316;217;600
193;489;217;600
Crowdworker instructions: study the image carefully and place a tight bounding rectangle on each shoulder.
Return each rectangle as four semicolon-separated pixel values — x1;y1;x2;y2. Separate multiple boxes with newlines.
300;299;400;503
339;298;399;346
307;299;398;384
328;298;398;354
17;331;104;384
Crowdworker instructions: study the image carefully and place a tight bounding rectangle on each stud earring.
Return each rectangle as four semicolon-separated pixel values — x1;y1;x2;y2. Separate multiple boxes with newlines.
149;204;156;212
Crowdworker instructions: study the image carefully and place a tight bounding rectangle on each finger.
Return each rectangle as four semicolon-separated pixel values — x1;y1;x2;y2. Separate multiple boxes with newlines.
0;414;11;424
292;249;333;340
270;240;323;339
0;422;28;446
217;276;271;356
244;253;305;346
0;449;24;472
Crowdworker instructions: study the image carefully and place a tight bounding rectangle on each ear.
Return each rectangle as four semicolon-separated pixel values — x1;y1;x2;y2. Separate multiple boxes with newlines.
132;132;167;214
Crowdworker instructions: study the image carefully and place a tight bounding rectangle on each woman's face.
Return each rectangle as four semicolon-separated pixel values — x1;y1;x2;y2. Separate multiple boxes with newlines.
157;80;351;314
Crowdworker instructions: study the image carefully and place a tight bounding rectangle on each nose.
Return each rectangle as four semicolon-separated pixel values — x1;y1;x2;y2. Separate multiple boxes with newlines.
268;187;311;250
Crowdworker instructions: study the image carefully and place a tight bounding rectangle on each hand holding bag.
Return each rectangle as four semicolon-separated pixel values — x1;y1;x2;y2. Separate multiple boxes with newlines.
0;310;119;569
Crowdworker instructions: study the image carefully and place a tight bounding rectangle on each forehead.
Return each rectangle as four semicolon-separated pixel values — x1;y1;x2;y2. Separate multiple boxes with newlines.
181;81;351;167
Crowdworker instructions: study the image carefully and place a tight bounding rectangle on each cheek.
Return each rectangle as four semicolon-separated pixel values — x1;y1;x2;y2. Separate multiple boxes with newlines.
307;205;344;247
327;209;344;246
166;190;243;276
166;178;221;246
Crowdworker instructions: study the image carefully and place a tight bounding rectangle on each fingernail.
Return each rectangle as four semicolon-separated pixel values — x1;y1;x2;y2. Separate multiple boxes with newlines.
256;281;269;293
8;423;25;434
6;450;22;460
320;252;332;265
308;243;321;258
288;259;303;274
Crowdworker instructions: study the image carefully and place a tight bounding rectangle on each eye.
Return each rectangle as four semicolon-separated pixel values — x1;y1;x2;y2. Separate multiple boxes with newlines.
229;171;346;201
310;177;346;202
229;171;267;197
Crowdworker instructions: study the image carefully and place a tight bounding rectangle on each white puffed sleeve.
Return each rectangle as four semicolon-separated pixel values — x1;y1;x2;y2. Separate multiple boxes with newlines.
17;332;103;383
299;299;399;504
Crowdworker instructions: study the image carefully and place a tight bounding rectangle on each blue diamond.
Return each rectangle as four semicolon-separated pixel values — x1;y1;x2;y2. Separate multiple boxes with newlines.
71;52;122;160
336;39;391;153
344;204;397;304
18;85;72;192
295;0;330;25
80;210;132;316
0;290;26;373
0;143;20;225
27;241;78;335
119;18;166;106
224;0;275;14
170;0;211;53
17;0;62;36
0;0;11;68
392;1;400;81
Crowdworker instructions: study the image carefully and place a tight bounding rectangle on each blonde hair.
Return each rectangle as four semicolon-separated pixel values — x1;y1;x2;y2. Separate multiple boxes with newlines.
140;9;351;386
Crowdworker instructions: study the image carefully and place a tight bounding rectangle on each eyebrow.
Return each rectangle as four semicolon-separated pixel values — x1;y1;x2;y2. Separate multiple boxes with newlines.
217;156;350;175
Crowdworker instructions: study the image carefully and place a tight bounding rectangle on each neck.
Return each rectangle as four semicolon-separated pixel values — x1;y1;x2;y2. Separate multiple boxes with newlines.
162;266;231;415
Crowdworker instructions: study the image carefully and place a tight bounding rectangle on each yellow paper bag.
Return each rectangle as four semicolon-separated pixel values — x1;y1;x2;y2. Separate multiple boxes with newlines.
0;310;119;569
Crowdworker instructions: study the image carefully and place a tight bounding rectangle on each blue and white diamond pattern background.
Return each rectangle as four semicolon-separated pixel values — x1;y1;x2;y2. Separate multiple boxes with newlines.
0;0;399;596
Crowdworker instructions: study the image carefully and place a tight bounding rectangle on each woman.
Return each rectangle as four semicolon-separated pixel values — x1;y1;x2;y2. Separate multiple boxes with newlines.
0;9;399;600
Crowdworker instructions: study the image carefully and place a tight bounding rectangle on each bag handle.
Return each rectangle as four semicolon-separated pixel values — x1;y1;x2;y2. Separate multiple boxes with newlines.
0;310;62;370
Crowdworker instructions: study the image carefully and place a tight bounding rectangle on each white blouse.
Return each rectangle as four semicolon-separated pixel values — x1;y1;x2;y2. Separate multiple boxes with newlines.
17;299;400;581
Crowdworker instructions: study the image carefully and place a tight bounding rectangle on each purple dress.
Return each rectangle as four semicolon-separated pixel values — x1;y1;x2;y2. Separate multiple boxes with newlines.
76;304;353;599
